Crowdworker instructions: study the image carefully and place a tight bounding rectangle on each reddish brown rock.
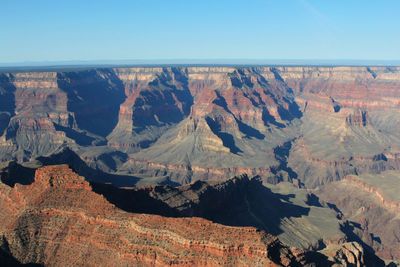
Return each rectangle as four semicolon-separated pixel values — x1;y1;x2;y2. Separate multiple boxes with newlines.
0;165;319;266
1;66;400;264
2;66;400;188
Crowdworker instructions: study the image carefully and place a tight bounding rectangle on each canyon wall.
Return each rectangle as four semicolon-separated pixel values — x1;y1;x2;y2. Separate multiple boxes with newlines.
0;164;362;266
1;66;400;187
316;171;400;263
1;66;399;264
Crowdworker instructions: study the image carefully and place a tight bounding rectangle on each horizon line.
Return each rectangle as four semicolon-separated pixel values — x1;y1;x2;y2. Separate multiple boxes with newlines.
1;58;400;66
1;59;400;73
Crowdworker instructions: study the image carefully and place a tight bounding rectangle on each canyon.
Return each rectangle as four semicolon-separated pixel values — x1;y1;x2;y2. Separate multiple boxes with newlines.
0;164;378;266
1;65;400;265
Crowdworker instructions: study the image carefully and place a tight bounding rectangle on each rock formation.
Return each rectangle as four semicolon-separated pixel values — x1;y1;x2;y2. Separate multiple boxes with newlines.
316;171;400;265
0;164;364;266
1;66;400;187
1;65;400;264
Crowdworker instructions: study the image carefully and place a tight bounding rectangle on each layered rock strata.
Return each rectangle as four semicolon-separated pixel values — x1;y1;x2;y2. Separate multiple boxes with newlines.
316;171;400;263
1;67;399;187
0;164;356;266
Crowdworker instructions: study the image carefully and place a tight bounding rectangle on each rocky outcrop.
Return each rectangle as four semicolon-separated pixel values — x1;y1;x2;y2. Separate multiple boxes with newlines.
345;110;370;127
316;172;400;263
1;66;400;188
107;67;193;151
0;164;351;267
321;242;366;267
92;174;347;250
343;175;400;211
0;66;399;264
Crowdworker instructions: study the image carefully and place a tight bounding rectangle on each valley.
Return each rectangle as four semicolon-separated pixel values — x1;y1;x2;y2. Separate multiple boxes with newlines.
1;65;400;265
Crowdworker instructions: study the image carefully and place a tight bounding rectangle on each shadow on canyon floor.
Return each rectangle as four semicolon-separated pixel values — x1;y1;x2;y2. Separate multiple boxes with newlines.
0;162;35;187
35;148;140;187
91;175;310;237
0;248;42;267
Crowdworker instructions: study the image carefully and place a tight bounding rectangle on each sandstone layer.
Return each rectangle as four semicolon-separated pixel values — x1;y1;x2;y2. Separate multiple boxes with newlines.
1;67;400;188
1;66;400;264
0;164;368;267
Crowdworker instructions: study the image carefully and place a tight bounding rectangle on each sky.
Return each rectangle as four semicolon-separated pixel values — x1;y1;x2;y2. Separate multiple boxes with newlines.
1;0;400;63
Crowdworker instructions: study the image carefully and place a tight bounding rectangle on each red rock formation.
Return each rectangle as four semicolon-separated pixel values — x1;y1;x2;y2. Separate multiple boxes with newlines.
0;165;319;266
2;66;400;188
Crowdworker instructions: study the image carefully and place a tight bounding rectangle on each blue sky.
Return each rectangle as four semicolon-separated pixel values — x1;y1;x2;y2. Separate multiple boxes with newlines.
1;0;399;63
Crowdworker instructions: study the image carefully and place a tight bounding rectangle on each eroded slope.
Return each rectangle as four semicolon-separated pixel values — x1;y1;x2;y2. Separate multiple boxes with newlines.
0;164;354;267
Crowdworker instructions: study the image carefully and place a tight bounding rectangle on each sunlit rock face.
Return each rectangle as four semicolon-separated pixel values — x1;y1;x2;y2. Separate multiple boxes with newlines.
1;66;399;264
1;66;400;188
0;164;351;267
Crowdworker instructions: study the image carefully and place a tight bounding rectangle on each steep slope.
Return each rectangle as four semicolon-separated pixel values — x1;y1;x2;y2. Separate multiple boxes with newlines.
107;67;193;151
1;66;400;264
316;170;400;264
0;164;361;267
93;176;346;251
1;66;400;187
114;67;303;184
0;70;126;162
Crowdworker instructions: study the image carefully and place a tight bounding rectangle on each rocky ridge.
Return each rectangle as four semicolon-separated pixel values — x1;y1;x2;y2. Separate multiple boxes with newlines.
0;164;370;267
1;66;400;264
316;171;400;264
1;67;400;187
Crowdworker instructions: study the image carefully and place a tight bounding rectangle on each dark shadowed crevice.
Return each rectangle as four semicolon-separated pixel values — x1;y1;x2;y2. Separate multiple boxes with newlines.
340;221;386;266
242;92;260;107
0;162;35;187
270;67;285;83
132;67;193;131
53;124;95;146
366;67;377;79
0;74;16;136
262;108;286;128
212;91;265;139
91;175;311;238
305;193;323;207
268;68;303;121
277;101;303;122
212;91;230;113
205;116;242;154
57;69;126;137
272;140;299;180
132;90;185;127
228;68;254;89
236;120;265;139
288;101;303;118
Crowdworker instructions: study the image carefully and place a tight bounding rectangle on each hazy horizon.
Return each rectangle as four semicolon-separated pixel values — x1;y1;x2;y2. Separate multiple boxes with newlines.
1;58;400;69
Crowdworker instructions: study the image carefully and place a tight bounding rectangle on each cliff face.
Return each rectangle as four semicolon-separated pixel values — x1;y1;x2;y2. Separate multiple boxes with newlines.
0;66;398;265
92;175;347;251
0;164;355;267
316;171;400;263
2;66;400;188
